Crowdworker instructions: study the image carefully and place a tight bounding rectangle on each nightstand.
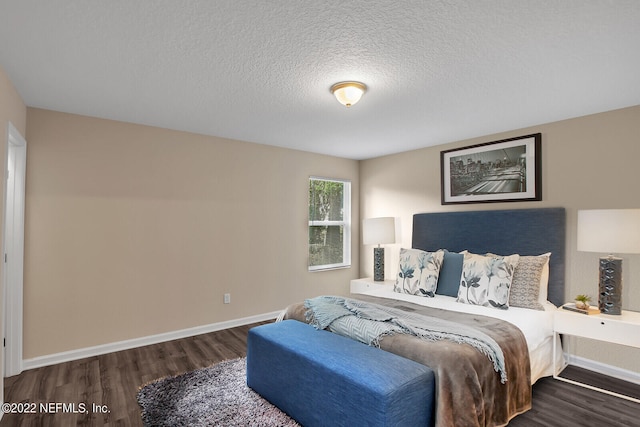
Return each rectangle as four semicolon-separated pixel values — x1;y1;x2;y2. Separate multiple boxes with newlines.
553;308;640;403
350;278;395;294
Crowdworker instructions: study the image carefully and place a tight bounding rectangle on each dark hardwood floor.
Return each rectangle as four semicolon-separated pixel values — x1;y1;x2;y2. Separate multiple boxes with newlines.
510;366;640;427
1;322;269;427
2;322;639;426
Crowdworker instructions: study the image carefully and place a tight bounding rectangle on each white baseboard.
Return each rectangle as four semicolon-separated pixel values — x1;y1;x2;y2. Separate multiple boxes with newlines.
20;317;640;388
22;311;281;372
566;353;640;385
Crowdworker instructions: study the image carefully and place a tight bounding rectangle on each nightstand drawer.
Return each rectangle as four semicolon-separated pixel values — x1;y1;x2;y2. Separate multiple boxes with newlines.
554;310;640;348
350;278;395;294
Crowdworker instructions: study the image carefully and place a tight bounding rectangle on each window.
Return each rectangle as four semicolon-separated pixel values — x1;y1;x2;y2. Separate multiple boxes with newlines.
308;177;351;271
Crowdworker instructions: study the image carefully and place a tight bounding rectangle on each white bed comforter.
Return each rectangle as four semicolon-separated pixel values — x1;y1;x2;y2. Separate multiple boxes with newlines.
352;287;562;384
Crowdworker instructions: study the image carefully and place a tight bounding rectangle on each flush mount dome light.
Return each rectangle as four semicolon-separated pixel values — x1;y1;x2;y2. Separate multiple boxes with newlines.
330;81;367;107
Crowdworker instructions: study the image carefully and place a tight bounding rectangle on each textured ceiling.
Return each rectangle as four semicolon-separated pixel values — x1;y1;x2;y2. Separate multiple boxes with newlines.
1;1;639;160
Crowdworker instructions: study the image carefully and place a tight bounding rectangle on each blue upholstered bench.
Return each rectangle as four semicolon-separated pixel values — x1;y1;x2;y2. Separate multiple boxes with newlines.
246;320;435;427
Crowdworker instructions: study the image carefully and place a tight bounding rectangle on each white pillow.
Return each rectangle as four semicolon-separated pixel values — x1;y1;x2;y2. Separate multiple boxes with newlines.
537;253;551;304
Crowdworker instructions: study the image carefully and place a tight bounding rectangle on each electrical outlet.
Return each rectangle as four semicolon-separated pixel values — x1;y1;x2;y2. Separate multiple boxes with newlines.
223;293;231;304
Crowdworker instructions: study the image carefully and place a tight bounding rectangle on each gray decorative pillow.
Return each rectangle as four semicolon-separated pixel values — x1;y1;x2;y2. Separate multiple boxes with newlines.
488;253;549;310
394;248;444;297
457;252;519;309
435;250;464;297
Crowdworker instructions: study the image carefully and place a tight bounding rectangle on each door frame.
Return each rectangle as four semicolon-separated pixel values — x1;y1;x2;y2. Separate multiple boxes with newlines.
3;122;26;378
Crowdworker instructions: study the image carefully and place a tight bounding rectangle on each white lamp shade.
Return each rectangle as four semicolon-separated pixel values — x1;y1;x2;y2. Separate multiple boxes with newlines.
577;209;640;254
362;217;396;245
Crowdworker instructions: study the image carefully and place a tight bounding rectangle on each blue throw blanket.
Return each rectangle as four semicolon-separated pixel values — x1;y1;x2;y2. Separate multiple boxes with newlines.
304;295;508;383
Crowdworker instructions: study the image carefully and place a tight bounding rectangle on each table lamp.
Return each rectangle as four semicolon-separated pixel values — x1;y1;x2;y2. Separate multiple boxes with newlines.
577;209;640;314
362;217;396;281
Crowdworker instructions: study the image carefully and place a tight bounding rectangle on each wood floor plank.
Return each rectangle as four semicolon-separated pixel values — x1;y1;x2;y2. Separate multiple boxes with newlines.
3;321;639;426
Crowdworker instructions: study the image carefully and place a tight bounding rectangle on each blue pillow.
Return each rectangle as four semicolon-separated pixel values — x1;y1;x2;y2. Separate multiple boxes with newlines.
435;250;464;297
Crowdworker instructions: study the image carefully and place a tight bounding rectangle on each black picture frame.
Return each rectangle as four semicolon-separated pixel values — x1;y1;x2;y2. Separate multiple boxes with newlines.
441;133;541;205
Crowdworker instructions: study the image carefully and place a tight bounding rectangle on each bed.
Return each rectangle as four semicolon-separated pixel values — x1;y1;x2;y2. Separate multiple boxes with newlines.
283;207;566;427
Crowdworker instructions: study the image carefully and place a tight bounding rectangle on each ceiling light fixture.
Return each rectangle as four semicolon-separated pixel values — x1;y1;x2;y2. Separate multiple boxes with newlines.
330;81;367;107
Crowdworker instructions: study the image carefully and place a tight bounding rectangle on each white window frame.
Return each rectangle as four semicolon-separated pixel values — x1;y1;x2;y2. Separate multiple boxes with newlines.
308;176;351;271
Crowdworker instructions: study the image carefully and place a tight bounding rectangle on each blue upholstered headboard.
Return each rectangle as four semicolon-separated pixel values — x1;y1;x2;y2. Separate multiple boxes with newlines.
412;208;566;307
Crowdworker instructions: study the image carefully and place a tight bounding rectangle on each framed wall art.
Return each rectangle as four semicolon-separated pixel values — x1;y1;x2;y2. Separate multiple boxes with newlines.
441;133;541;205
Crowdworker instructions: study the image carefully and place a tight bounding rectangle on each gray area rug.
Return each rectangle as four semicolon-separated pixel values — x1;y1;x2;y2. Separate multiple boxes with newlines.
137;357;300;426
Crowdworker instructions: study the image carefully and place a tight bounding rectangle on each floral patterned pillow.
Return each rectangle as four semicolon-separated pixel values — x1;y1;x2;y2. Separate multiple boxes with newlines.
394;248;444;297
457;252;520;309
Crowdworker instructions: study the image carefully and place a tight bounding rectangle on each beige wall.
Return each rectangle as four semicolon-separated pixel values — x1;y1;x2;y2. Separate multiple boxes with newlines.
0;66;27;396
360;105;640;373
24;108;359;359
0;67;27;136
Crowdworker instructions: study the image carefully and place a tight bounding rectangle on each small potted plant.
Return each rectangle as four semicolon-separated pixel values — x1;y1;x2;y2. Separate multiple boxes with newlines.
574;294;592;310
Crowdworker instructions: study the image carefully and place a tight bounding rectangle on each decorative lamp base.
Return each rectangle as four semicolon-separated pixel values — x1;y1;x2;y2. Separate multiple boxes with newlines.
373;247;385;281
598;256;622;315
